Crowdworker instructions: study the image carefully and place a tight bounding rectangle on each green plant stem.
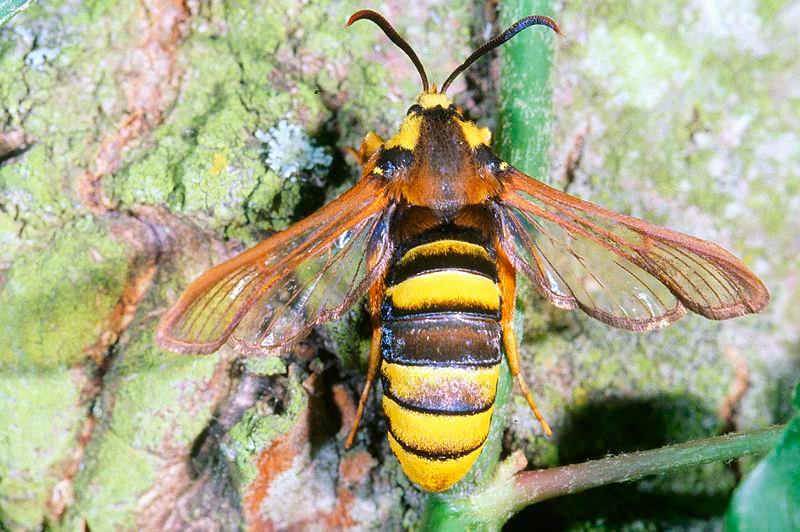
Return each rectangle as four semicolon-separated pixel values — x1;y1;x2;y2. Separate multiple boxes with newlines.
497;0;558;179
476;425;785;524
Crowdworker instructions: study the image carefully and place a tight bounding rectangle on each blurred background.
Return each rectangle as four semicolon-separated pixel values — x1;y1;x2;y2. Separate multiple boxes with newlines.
0;1;797;529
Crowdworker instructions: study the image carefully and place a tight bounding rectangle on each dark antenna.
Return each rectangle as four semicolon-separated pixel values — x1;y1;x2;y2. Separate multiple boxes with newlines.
347;10;429;92
441;15;562;94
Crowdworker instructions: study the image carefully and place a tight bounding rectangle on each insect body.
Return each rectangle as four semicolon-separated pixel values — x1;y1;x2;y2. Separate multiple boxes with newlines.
380;221;504;490
156;11;769;492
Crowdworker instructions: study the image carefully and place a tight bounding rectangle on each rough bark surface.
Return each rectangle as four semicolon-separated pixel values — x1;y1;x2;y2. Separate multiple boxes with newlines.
0;1;797;530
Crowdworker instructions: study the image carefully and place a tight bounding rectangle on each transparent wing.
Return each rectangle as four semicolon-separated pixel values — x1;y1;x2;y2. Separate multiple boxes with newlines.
156;178;392;354
497;166;769;331
231;205;394;354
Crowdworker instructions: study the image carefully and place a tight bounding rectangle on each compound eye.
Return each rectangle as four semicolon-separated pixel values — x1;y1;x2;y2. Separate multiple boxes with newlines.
406;104;423;115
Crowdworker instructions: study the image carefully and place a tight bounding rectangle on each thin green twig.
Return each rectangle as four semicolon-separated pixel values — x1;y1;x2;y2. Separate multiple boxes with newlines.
474;425;785;524
0;0;36;27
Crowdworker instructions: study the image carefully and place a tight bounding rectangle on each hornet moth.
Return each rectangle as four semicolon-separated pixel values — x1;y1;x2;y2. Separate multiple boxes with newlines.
156;10;770;492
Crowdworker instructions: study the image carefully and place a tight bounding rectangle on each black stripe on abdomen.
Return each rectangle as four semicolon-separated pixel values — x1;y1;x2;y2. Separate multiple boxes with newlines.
381;315;501;367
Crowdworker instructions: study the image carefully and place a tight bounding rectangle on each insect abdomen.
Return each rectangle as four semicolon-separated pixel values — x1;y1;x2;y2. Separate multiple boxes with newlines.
380;238;502;492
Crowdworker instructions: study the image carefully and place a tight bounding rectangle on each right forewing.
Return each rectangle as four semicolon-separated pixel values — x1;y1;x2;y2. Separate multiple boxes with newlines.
497;166;769;331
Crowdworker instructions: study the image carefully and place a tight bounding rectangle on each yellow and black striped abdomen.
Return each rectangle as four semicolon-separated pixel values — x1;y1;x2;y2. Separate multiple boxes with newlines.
380;238;502;492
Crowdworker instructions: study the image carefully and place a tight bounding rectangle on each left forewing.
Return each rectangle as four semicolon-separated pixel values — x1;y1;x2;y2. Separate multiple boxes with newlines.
156;177;393;355
496;166;769;331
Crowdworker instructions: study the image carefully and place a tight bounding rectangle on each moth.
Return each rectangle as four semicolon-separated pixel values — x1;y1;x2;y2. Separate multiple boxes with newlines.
156;10;769;492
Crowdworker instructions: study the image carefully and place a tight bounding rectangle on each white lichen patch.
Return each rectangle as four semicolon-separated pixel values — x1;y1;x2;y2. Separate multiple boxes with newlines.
24;46;60;68
256;120;332;187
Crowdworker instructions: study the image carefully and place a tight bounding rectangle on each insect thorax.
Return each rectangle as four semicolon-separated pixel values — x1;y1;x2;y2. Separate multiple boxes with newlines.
377;95;503;215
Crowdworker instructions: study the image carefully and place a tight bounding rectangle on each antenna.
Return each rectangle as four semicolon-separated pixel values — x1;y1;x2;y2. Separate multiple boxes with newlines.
441;15;562;93
347;10;430;92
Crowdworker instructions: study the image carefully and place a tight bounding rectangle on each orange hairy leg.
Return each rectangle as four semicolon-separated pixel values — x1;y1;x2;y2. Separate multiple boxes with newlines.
345;277;386;448
497;242;553;437
346;131;385;167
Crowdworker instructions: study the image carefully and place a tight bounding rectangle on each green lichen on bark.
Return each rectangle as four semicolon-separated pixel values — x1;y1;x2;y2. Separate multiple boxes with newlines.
223;369;306;487
0;217;131;527
0;218;130;367
65;337;223;530
107;0;416;240
0;374;81;526
0;0;36;27
0;0;138;257
60;223;228;529
0;0;480;528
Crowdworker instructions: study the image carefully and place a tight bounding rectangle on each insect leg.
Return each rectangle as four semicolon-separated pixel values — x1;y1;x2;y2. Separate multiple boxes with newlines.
347;131;385;167
345;325;381;448
345;278;385;448
497;244;553;437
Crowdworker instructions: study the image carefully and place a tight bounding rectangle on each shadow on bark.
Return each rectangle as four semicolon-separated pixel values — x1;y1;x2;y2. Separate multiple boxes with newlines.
505;393;729;530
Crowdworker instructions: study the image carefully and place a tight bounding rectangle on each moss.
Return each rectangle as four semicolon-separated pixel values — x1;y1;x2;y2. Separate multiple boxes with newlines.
224;370;307;487
67;313;223;528
0;372;85;528
0;216;130;369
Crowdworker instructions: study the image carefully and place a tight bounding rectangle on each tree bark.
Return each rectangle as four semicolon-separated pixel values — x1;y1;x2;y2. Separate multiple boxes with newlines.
0;1;796;530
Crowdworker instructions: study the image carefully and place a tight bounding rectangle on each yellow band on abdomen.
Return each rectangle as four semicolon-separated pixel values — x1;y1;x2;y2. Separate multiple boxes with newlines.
388;433;484;492
397;239;492;267
383;395;493;455
385;270;500;312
